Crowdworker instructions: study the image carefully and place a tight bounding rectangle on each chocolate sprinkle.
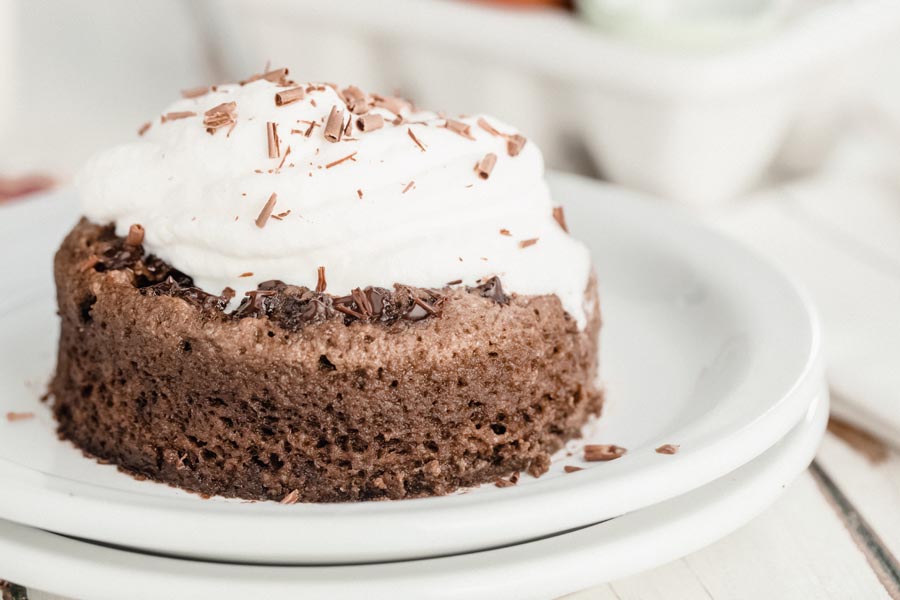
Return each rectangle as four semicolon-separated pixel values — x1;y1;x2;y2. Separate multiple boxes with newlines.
443;119;475;140
137;121;151;136
655;444;680;455
552;206;569;233
407;128;426;152
506;134;527;157
519;238;538;249
88;230;527;330
564;465;584;473
255;193;278;228
161;111;196;123
324;106;344;142
316;266;327;293
181;86;209;99
275;86;305;106
467;276;509;305
356;113;384;132
267;122;280;158
125;224;145;247
325;152;357;169
204;102;237;134
6;412;35;422
474;153;497;179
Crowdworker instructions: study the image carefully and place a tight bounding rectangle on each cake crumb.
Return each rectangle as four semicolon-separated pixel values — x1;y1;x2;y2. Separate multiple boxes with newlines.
584;444;627;462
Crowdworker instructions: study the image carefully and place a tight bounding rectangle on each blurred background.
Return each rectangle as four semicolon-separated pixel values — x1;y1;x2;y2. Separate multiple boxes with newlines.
2;0;900;203
1;0;900;438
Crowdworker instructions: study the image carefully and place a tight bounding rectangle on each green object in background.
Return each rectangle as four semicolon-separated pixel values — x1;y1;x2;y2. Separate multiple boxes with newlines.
575;0;794;48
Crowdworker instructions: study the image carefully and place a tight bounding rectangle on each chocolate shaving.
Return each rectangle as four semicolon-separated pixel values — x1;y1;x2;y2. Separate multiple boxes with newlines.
506;133;527;157
241;67;290;87
137;121;151;136
467;276;509;305
655;444;680;455
255;193;277;228
271;210;291;221
264;67;290;82
325;152;357;169
407;128;426;152
499;229;511;236
372;94;407;115
343;115;353;138
446;279;463;286
144;276;232;312
519;238;538;249
552;206;569;233
402;181;415;194
125;224;145;246
204;102;237;134
324;106;344;142
181;86;209;99
6;411;35;422
280;489;300;505
494;478;516;488
276;146;292;171
356;113;384;132
357;189;364;199
474;153;497;179
351;287;374;317
476;118;527;156
316;266;327;293
341;85;369;114
477;117;502;137
266;122;280;158
161;111;196;123
334;303;366;320
275;86;305;106
584;444;627;462
564;465;584;473
443;119;475;140
239;272;254;278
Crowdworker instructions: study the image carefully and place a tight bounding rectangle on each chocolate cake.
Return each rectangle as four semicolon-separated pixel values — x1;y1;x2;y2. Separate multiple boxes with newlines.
50;69;602;502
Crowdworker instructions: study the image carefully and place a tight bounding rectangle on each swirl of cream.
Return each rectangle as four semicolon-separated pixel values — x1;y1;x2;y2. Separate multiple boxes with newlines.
78;79;592;326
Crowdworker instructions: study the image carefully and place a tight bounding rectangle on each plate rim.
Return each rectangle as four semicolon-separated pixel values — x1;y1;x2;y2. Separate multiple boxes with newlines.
0;172;825;563
0;392;829;600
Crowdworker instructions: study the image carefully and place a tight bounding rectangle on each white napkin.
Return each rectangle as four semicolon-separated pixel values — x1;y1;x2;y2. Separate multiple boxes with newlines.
709;122;900;446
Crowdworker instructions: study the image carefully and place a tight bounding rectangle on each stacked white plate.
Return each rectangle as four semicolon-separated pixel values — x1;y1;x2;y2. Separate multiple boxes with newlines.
0;173;826;599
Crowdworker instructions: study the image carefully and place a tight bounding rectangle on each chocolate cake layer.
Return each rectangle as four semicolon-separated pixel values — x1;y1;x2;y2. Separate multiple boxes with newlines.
51;219;602;502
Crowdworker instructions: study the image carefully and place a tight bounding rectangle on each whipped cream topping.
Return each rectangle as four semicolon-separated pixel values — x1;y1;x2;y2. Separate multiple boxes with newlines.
78;76;592;326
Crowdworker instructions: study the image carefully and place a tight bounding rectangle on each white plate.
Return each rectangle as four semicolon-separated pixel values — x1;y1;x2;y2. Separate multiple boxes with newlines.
0;392;828;600
0;172;824;564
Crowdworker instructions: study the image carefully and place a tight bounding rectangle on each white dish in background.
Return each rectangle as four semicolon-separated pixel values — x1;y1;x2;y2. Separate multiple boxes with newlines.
0;172;824;564
211;0;900;204
0;392;828;600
